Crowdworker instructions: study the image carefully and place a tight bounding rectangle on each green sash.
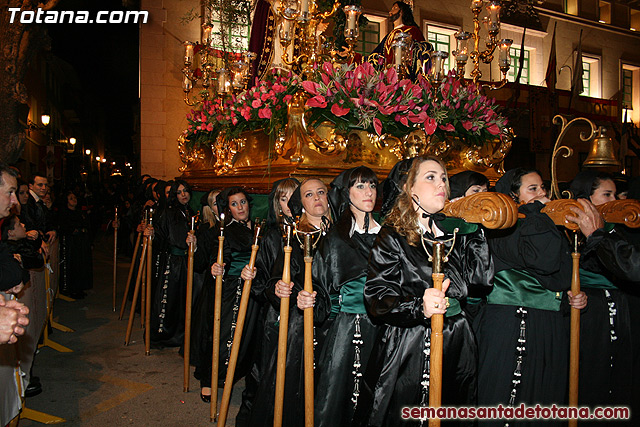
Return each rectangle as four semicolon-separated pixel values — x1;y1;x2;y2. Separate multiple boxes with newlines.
579;268;617;290
340;277;367;314
487;269;562;311
169;246;187;256
227;250;251;277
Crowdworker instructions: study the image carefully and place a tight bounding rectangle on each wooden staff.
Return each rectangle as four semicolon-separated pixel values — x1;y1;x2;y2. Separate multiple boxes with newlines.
119;216;145;320
218;219;264;427
540;198;640;426
211;214;226;421
145;210;154;355
113;206;118;312
568;233;580;427
184;215;196;392
302;233;314;427
442;192;519;229
428;242;445;427
141;257;146;329
274;225;293;427
125;231;148;346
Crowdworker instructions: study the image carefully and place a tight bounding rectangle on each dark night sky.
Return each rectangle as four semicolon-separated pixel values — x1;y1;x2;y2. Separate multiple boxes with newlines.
45;0;140;159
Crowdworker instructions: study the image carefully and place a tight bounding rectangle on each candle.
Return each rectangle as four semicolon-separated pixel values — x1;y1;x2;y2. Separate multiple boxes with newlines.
280;19;292;43
191;216;195;231
347;11;356;30
487;1;500;26
202;24;213;46
300;0;309;14
394;45;403;66
182;74;192;92
184;41;194;65
498;39;512;67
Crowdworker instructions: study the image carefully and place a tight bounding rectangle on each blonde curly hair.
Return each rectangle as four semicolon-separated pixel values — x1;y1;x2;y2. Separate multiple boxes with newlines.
384;156;450;246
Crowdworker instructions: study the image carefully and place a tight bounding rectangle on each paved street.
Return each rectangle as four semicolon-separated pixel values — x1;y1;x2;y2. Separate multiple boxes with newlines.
20;231;242;426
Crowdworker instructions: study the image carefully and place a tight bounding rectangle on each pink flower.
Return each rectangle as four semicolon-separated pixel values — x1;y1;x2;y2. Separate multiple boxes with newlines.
331;103;350;116
206;123;214;132
258;107;272;119
322;61;334;75
462;121;473;131
307;96;327;108
252;99;262;108
373;118;383;135
439;123;456;132
487;123;501;135
396;115;409;126
424;117;437;135
283;94;293;103
302;80;319;95
408;111;427;123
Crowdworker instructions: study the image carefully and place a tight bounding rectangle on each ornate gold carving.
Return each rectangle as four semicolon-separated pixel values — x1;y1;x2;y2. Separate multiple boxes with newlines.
597;199;640;229
211;133;244;175
442;192;518;229
178;133;206;172
306;121;347;156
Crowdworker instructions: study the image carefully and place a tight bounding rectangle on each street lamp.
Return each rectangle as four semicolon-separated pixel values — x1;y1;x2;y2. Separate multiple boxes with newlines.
85;149;91;156
41;114;50;126
69;137;76;146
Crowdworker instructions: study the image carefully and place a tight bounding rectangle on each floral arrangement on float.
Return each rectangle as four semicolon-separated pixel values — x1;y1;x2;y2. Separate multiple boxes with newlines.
302;62;508;146
184;62;508;151
184;68;301;147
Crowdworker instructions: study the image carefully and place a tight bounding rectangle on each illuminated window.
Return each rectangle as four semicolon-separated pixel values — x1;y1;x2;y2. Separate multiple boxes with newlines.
599;1;611;24
565;0;578;15
508;46;530;84
581;56;601;98
623;69;633;110
425;23;459;74
357;18;381;56
622;64;640;123
209;7;250;52
582;62;591;96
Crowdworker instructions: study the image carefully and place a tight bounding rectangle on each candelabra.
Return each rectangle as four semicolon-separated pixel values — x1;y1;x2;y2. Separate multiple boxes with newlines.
276;0;340;79
182;25;257;106
452;0;512;89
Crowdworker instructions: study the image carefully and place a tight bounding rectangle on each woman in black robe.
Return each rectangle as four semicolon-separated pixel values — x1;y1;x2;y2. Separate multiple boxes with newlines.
474;168;587;425
58;191;93;298
201;187;259;402
148;179;194;348
249;178;332;427
354;156;493;426
568;171;633;410
187;189;221;400
237;178;298;425
312;166;380;427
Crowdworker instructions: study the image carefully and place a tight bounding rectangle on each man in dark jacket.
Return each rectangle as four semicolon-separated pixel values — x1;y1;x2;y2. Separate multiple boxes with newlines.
23;171;56;244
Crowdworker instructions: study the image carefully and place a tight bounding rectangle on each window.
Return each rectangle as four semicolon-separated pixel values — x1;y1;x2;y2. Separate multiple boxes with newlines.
356;15;385;57
623;69;633;110
631;9;640;31
599;1;611;24
508;46;530;84
565;0;578;15
582;61;591;96
424;23;459;75
209;7;250;52
622;64;640;123
581;56;601;98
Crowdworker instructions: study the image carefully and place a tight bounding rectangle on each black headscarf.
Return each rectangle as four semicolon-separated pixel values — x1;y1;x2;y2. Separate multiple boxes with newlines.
628;176;640;201
448;171;489;199
381;158;416;217
569;171;598;199
494;169;520;196
216;186;251;223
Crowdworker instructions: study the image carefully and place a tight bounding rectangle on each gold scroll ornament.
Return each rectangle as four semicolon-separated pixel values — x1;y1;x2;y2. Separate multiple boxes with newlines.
442;192;519;229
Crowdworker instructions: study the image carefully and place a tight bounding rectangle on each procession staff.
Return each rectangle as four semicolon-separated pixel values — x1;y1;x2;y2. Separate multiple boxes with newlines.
218;219;265;427
145;209;154;355
183;215;197;390
188;189;221;403
475;168;587;427
353;157;494;426
567;171;633;410
249;178;332;427
312;167;381;427
113;206;118;311
207;187;256;416
242;178;298;426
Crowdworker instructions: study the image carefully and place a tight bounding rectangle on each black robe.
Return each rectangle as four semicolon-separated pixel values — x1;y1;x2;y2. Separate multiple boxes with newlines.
150;203;192;348
58;206;93;294
312;213;378;427
354;219;493;426
475;202;572;425
249;227;331;427
191;220;258;388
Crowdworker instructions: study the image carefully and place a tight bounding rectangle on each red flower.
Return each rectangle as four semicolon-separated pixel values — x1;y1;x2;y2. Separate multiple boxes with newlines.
487;123;501;135
258;107;272;119
302;80;319;95
307;96;327;108
439;123;455;132
462;121;473;131
424;117;437;135
331;103;350;116
373;118;383;135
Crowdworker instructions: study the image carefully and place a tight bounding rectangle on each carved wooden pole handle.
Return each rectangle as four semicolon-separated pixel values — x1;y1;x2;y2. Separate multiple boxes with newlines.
442;192;519;229
542;199;640;229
